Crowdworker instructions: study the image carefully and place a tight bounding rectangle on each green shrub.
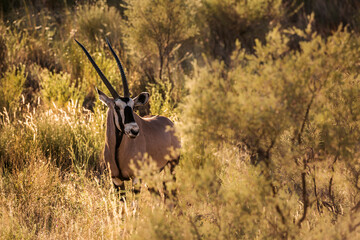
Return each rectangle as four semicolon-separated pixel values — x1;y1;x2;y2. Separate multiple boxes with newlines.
76;1;123;48
40;69;82;107
196;0;283;64
284;0;360;35
0;65;27;112
5;7;61;71
125;0;197;84
148;80;176;119
178;22;360;238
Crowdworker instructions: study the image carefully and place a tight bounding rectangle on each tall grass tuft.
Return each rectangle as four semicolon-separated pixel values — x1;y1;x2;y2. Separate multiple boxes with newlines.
0;100;105;173
0;157;129;239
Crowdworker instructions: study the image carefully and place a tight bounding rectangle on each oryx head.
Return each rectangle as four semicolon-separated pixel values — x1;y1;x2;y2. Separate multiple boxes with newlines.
75;39;149;138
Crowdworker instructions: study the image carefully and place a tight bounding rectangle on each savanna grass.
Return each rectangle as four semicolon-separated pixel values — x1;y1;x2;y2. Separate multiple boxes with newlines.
0;100;105;173
0;100;136;239
2;0;360;239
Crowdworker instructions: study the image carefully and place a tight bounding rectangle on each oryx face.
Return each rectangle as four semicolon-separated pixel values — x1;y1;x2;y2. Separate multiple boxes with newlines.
115;97;138;138
97;90;149;138
75;38;149;138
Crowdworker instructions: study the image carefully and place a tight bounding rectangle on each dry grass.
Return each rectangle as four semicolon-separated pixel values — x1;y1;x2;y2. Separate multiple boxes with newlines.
2;1;360;239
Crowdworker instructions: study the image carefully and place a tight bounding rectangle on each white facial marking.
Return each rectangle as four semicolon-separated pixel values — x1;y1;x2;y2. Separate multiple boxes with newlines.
128;99;134;108
113;110;122;130
114;98;134;108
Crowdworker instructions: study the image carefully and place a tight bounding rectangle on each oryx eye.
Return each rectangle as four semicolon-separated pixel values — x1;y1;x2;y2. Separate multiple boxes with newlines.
114;106;120;111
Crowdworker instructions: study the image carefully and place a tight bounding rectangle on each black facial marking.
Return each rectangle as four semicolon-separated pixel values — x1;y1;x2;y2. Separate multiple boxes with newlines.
121;97;130;103
113;117;130;181
124;106;135;124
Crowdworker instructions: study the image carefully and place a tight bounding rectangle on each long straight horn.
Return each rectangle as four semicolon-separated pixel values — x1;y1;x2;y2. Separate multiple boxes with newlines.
105;38;130;97
75;39;120;99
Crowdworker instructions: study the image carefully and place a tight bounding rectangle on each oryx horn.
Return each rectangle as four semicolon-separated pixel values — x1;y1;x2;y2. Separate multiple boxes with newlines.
106;38;130;98
75;39;120;99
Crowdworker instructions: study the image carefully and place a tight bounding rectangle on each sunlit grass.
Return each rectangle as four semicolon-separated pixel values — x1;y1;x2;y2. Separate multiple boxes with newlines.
1;0;360;239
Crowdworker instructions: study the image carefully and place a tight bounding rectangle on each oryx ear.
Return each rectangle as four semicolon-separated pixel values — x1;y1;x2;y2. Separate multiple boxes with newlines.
133;92;150;107
96;88;113;106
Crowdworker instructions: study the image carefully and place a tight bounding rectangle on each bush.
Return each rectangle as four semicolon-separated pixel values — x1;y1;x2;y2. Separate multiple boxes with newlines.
148;80;176;119
179;22;360;237
284;0;360;35
40;69;82;107
5;7;61;71
0;101;105;173
0;65;27;112
125;0;197;87
76;1;123;48
196;0;283;65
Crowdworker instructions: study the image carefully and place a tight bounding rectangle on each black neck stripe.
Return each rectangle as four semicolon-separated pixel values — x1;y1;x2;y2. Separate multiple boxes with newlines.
113;113;129;181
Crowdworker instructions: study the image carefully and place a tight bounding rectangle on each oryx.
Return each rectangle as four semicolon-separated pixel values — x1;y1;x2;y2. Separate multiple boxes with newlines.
75;39;180;193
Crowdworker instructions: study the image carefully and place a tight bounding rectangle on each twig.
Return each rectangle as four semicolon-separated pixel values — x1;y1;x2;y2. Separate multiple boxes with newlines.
312;166;322;214
297;94;315;145
328;155;339;217
276;205;286;224
349;221;360;233
298;158;309;227
189;216;202;240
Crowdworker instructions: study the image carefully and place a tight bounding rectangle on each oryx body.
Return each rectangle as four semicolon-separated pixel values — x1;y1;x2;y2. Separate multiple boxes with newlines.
105;107;180;182
76;39;180;189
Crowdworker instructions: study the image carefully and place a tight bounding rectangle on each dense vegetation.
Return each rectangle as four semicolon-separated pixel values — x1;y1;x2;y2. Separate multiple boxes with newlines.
1;0;360;239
